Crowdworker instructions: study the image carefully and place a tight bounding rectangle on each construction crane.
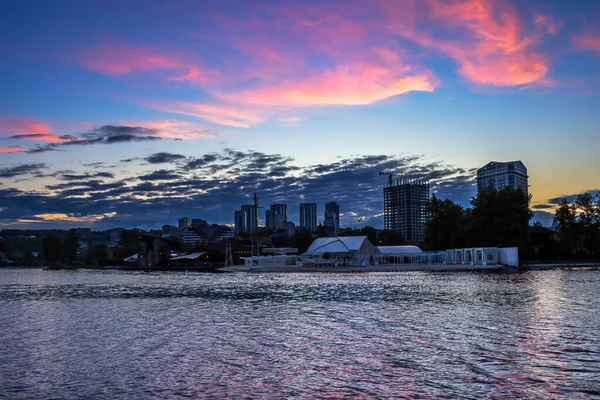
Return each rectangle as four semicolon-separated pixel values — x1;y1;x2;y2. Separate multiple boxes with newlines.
379;171;393;186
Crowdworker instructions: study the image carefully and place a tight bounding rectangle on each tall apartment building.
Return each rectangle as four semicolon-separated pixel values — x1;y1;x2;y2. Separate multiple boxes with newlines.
178;217;191;229
240;204;258;235
234;210;245;237
476;161;528;194
265;210;272;230
299;203;317;232
383;180;429;245
191;218;208;228
270;204;287;230
324;201;340;236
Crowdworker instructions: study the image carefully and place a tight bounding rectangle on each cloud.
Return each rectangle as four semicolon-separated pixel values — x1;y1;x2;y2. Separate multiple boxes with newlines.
279;117;305;127
572;33;600;54
0;146;26;154
0;163;46;179
25;124;163;153
145;152;187;164
158;103;268;128
0;149;479;228
80;45;183;75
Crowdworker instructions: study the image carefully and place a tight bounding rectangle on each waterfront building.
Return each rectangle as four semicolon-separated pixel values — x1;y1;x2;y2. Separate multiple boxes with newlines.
299;203;317;232
383;179;429;245
234;210;245;237
241;204;258;235
270;204;287;230
178;217;191;229
476;161;528;194
324;201;340;236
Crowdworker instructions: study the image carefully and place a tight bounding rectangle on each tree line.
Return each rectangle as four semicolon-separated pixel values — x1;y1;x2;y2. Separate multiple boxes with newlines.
424;187;533;251
553;192;600;259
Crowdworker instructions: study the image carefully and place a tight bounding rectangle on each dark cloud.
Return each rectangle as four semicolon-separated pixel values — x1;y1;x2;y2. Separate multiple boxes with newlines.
24;125;163;153
139;170;182;181
547;190;600;205
0;150;480;229
145;152;187;164
60;172;115;181
0;163;46;179
532;204;554;210
8;133;51;140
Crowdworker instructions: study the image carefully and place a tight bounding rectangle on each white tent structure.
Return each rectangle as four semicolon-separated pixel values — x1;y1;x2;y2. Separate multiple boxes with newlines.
376;245;423;255
303;236;379;267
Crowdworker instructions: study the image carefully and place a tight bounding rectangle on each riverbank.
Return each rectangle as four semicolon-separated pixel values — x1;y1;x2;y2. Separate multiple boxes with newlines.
218;263;510;273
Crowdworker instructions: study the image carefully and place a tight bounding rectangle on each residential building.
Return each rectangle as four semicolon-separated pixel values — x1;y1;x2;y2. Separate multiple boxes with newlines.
241;204;258;235
178;217;191;229
476;161;528;194
181;229;201;244
270;204;287;230
324;201;340;236
265;210;272;230
383;179;429;245
299;203;317;232
234;210;246;237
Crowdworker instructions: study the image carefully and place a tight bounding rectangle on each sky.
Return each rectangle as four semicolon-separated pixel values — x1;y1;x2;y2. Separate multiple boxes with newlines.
1;0;599;230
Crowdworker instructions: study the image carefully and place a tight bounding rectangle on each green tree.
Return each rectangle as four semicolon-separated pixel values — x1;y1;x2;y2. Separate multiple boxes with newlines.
468;187;533;248
63;229;80;263
359;226;377;243
89;244;111;261
42;232;64;263
554;192;600;258
424;194;466;250
119;229;141;257
377;229;405;246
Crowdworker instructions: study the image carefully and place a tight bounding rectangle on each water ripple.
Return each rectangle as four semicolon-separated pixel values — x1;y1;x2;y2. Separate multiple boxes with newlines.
1;268;599;398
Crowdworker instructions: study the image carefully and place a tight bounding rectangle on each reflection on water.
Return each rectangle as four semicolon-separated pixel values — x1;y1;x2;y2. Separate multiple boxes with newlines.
1;269;599;398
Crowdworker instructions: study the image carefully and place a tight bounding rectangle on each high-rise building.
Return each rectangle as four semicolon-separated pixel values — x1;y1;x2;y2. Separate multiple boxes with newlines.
178;217;191;229
234;210;245;237
240;204;258;235
299;203;317;232
383;180;429;245
477;161;528;194
270;204;287;230
324;201;340;236
265;210;273;230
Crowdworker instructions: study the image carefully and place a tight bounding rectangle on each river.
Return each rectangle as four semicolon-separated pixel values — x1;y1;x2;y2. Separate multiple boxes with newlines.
1;268;599;398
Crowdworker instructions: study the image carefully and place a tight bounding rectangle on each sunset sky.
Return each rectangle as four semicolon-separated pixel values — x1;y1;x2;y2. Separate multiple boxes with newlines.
1;0;599;229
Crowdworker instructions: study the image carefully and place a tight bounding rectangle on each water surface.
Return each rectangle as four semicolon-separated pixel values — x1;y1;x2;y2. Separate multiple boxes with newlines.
1;268;599;398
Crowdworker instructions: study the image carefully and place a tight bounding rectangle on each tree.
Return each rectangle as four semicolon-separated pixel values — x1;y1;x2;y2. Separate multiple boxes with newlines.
119;229;141;257
424;194;466;250
42;232;64;263
468;187;533;248
377;229;405;246
359;226;377;243
554;192;600;258
63;229;80;263
89;244;111;261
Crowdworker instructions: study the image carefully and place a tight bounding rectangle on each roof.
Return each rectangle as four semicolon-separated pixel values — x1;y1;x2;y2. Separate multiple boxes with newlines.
306;236;378;254
170;252;206;260
377;245;423;254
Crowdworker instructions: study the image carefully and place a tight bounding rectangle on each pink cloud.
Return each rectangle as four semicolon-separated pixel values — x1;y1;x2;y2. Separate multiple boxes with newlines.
572;33;600;54
0;115;53;136
78;0;566;128
81;45;182;75
0;146;25;153
383;0;553;87
125;120;217;140
156;103;268;129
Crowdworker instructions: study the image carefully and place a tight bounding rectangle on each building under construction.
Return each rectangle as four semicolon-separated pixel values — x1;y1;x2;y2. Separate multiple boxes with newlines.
383;177;429;245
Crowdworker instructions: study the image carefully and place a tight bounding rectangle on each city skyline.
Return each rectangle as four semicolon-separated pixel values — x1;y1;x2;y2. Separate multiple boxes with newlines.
1;0;600;230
